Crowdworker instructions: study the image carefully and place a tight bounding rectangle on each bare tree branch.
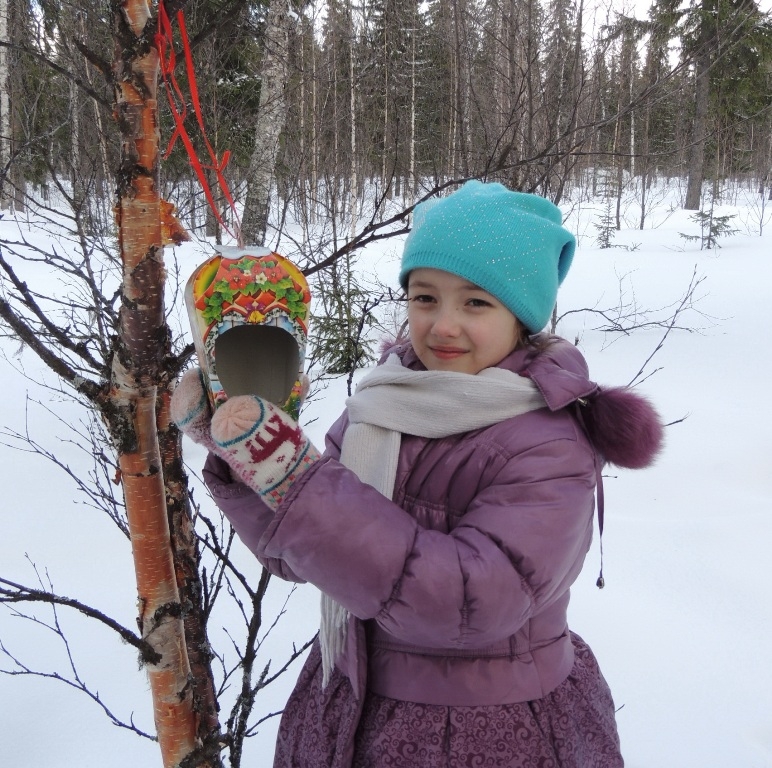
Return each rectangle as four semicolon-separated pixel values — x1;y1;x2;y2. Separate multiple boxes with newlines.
0;576;159;665
0;295;103;401
0;40;111;110
627;266;707;388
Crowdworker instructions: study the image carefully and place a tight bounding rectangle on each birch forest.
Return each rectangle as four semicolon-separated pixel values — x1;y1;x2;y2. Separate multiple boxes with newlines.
1;0;771;233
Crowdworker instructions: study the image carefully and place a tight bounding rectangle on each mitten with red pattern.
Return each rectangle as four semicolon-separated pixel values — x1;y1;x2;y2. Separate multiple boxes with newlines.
209;394;320;510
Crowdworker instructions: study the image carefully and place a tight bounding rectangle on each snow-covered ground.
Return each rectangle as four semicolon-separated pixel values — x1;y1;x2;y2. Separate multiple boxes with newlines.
1;182;771;767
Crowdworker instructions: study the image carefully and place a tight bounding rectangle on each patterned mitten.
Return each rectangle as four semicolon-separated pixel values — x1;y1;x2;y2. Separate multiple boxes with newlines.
210;395;320;510
170;367;217;452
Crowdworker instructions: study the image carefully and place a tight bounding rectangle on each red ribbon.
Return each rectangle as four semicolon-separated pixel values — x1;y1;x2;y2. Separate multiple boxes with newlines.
156;2;243;245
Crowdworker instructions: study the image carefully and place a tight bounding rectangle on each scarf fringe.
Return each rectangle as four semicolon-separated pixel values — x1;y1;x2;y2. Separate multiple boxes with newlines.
320;593;349;687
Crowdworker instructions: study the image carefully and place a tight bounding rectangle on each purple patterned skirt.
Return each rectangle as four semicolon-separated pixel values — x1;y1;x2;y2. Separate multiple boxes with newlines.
275;632;623;768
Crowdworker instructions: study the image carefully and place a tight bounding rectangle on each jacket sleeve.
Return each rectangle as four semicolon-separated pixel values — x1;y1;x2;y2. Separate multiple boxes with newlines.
201;411;350;582
202;453;302;581
256;421;597;648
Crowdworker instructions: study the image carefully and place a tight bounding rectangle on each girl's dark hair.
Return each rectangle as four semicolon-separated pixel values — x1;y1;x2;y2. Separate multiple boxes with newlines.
522;331;558;353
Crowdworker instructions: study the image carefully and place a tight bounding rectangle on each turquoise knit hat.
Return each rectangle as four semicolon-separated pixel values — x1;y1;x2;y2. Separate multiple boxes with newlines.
399;180;576;333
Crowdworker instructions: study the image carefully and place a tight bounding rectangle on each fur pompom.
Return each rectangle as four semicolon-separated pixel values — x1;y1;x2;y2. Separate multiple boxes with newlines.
581;387;664;469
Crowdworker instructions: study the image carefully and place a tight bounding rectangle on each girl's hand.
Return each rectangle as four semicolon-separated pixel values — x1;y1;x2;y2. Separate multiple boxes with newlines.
170;367;217;452
210;394;320;510
172;367;319;509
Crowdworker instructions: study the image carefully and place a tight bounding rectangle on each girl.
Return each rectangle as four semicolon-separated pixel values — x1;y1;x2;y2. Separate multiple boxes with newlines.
172;180;663;767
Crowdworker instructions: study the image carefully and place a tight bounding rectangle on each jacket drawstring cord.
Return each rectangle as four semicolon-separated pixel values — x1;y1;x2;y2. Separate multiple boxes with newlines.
594;458;605;588
575;398;605;588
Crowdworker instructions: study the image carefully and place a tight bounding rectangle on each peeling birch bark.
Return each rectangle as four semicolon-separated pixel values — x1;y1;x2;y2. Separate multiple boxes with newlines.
109;1;202;765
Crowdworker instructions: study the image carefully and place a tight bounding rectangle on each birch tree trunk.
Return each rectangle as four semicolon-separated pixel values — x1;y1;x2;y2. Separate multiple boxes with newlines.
70;74;82;208
0;0;11;211
452;0;470;176
381;17;389;192
299;21;308;231
408;15;417;206
79;11;113;210
109;1;201;765
311;17;318;223
524;0;537;188
241;0;292;246
348;0;357;239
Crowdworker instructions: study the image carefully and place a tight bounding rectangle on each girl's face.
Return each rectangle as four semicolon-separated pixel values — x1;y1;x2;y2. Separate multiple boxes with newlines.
407;268;522;375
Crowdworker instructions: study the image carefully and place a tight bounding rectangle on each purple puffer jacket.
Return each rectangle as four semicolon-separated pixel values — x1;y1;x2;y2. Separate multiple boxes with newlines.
203;337;662;754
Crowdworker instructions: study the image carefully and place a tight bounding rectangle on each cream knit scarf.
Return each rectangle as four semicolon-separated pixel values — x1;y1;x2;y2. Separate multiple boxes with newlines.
319;354;546;685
